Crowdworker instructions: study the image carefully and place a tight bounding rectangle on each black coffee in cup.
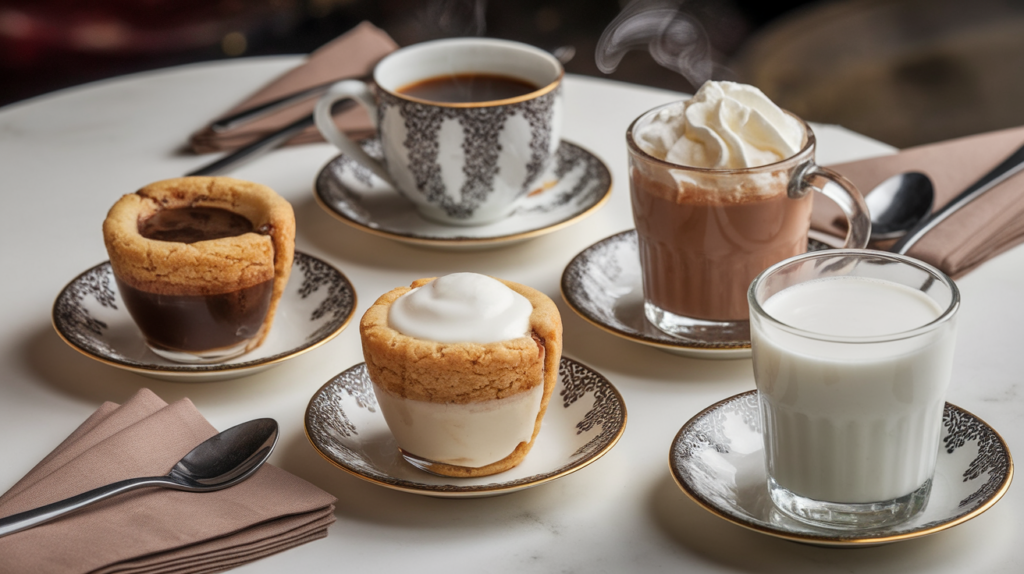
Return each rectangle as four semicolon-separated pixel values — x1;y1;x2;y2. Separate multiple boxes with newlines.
398;73;538;103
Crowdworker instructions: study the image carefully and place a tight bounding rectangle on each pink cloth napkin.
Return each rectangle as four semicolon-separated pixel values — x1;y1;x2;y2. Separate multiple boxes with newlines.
0;389;335;574
814;125;1024;277
189;21;398;153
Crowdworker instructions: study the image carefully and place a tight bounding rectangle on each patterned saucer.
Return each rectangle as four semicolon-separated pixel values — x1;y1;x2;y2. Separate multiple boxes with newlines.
304;357;627;498
561;230;829;360
670;391;1013;547
52;252;356;382
314;138;611;250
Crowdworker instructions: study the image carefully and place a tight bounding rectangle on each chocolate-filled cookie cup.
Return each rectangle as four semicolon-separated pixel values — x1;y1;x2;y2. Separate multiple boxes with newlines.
102;177;295;363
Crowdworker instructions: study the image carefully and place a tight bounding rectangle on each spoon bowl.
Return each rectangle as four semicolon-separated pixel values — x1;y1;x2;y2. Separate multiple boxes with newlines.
865;172;935;241
170;418;278;488
0;418;278;537
865;171;935;241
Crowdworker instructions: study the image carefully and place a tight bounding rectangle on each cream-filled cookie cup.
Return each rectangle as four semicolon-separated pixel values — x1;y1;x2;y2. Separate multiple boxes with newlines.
360;276;562;477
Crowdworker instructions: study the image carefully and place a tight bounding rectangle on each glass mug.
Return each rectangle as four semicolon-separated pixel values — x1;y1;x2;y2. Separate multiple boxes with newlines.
626;103;871;343
748;250;959;529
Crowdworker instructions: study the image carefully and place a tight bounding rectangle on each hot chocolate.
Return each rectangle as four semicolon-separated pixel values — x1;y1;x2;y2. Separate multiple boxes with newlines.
625;81;873;341
631;175;812;321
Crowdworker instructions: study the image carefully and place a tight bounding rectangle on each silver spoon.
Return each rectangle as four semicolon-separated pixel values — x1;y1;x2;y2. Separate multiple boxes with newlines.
0;418;278;538
892;142;1024;254
210;76;368;133
865;171;935;241
187;101;350;176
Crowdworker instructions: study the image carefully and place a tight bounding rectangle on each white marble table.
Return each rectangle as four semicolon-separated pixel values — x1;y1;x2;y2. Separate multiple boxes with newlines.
1;57;1019;573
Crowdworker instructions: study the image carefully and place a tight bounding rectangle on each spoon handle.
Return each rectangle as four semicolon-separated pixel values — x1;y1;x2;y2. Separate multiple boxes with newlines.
0;476;171;538
207;46;573;133
186;98;356;177
186;113;316;177
892;142;1024;254
210;75;368;132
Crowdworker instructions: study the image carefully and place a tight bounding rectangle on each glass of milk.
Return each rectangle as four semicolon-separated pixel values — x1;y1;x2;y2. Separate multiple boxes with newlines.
748;250;959;530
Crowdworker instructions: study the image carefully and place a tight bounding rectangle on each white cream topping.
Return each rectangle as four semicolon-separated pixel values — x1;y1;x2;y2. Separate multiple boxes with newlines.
636;80;804;169
373;381;544;468
388;272;532;344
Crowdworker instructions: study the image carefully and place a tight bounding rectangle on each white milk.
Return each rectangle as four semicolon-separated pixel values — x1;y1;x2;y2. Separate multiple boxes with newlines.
752;276;956;503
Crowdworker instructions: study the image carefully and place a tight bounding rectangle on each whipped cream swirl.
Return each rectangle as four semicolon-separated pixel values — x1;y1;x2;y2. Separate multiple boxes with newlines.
388;273;532;344
635;81;804;169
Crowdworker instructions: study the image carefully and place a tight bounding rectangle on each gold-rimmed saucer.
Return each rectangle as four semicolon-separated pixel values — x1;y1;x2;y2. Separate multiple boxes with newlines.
669;391;1013;547
314;138;611;250
561;230;752;359
304;357;627;498
52;252;356;382
561;230;832;360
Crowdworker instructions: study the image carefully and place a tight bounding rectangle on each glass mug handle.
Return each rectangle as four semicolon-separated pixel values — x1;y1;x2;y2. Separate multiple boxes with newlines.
790;162;872;249
313;80;393;184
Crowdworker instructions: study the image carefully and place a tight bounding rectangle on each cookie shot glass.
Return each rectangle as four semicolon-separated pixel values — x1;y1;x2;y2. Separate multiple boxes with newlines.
102;177;295;363
360;273;563;477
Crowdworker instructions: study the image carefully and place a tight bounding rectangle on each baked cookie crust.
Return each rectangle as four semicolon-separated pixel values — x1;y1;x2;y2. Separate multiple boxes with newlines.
102;176;295;348
360;277;563;477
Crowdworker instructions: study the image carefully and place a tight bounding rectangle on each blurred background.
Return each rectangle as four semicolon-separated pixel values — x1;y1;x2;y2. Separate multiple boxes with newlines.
2;0;1022;148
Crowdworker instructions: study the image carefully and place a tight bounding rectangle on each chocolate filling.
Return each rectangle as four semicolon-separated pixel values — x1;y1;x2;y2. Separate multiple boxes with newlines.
138;206;255;243
531;331;545;357
124;206;275;352
117;277;274;352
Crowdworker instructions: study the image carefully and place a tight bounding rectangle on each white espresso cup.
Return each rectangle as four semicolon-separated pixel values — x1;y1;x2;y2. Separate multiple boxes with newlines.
314;38;564;226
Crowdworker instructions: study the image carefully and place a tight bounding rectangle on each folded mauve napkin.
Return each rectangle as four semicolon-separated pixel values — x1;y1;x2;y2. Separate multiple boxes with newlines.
0;389;335;574
814;125;1024;277
190;21;398;153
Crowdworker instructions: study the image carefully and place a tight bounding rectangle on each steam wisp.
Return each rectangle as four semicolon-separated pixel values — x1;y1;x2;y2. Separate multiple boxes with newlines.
428;0;488;37
596;0;713;88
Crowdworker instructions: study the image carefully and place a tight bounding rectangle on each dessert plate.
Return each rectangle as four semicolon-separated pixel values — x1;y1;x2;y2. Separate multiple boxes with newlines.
304;357;627;498
314;138;612;250
52;252;356;382
561;230;829;360
670;391;1013;547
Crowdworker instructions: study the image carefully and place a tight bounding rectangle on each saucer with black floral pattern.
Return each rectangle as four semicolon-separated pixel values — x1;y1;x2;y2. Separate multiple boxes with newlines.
314;138;611;250
304;357;627;498
561;230;753;359
670;391;1013;547
561;230;832;360
52;252;356;382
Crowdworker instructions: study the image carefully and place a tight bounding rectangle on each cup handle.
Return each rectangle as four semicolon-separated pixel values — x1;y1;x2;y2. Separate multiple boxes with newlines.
313;80;393;184
792;163;872;249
